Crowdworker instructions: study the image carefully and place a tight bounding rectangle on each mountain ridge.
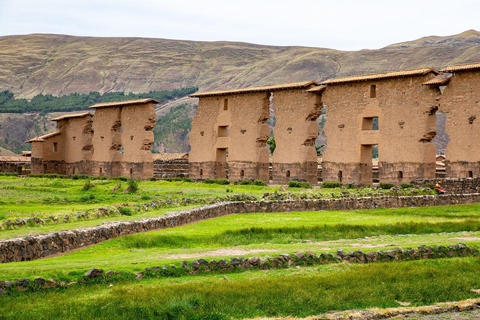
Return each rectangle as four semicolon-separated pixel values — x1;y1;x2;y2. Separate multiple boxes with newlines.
1;31;480;100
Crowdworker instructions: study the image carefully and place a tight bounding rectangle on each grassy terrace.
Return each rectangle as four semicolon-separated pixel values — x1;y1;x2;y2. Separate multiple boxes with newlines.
1;176;480;319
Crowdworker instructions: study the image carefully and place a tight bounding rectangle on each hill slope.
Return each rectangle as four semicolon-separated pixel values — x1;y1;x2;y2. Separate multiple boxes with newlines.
1;31;480;99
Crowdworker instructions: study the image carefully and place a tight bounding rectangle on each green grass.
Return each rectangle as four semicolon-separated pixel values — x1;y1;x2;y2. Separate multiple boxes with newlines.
2;257;480;319
3;203;480;280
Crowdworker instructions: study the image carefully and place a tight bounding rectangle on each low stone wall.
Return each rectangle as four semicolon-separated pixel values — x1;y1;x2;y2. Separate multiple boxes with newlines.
412;178;480;194
153;159;189;179
2;193;480;263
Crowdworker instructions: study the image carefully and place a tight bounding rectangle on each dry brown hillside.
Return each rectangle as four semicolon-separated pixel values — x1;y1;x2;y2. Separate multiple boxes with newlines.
1;31;480;99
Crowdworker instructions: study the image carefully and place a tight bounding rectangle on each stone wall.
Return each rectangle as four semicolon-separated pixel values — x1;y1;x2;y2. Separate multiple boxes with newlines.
153;159;189;179
412;178;480;194
2;193;480;263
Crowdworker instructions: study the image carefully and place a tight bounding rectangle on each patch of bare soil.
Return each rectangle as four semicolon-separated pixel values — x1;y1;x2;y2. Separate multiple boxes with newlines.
245;299;480;320
165;248;278;259
453;237;480;241
348;243;399;248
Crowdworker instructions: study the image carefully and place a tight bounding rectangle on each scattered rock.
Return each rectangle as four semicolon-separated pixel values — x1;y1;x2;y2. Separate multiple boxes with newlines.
85;268;104;278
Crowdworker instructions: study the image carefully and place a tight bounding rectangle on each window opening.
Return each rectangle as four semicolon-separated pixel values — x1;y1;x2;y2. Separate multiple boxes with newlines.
468;171;473;178
52;142;58;153
362;117;379;131
240;170;245;178
286;170;291;178
224;99;228;111
397;171;403;179
370;85;376;98
338;170;343;183
218;126;229;137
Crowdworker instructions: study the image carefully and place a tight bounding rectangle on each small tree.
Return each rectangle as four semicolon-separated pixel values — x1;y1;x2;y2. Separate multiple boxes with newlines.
267;137;276;154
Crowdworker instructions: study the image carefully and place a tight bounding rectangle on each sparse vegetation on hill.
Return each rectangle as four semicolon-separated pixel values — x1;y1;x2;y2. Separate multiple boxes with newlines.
0;87;197;113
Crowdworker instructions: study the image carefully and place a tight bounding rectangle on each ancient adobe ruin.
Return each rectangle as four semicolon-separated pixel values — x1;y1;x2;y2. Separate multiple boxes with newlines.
28;99;157;180
189;62;480;184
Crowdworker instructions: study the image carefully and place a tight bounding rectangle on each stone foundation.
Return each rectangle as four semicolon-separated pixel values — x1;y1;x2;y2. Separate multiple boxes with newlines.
189;162;216;180
228;161;269;182
379;162;436;185
412;178;480;194
322;162;372;183
445;161;480;179
3;193;480;263
153;160;189;179
272;162;317;184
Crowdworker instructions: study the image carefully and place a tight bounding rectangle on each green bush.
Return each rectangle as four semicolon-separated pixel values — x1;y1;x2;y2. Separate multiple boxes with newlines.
118;207;133;216
111;176;128;181
204;178;230;185
400;182;412;189
379;182;395;189
149;177;157;181
322;181;342;188
127;179;139;193
82;180;94;191
239;179;253;185
253;179;267;186
288;180;313;189
182;177;193;182
140;195;151;200
345;183;357;189
71;174;89;180
79;194;95;202
0;172;18;176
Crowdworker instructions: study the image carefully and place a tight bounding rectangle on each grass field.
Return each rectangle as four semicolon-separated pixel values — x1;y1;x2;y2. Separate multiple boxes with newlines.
0;176;479;319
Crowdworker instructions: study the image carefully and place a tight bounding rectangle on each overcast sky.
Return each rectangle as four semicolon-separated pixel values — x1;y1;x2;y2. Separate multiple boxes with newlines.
0;0;479;50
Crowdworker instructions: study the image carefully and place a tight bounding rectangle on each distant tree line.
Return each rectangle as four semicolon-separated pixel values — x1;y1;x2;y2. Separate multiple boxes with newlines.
0;87;198;113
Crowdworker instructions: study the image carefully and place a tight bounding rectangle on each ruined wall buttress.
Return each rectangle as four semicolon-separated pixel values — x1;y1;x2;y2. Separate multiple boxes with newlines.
59;117;93;175
90;107;122;177
272;90;319;184
227;93;270;182
440;71;480;178
189;97;220;180
120;103;156;180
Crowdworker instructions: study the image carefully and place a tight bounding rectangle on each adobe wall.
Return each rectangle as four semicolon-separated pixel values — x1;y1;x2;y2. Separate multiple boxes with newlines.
119;103;156;179
189;93;270;181
321;75;439;184
40;134;66;175
30;141;44;174
272;90;320;184
90;107;123;177
153;159;189;179
57;116;93;175
189;96;220;180
439;70;480;178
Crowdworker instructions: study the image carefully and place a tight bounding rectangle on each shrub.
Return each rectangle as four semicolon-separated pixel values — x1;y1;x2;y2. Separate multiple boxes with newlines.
127;179;139;193
79;194;95;202
379;182;395;189
253;179;267;186
322;181;342;188
400;182;412;189
140;194;151;200
345;183;357;189
71;174;89;180
204;178;230;185
422;183;435;189
288;180;313;189
111;176;128;181
239;179;253;185
82;180;94;191
149;177;157;181
118;207;133;216
182;177;193;182
0;172;18;176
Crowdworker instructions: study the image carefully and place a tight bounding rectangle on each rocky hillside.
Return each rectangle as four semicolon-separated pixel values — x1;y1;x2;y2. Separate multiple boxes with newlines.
0;30;479;154
1;31;480;99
